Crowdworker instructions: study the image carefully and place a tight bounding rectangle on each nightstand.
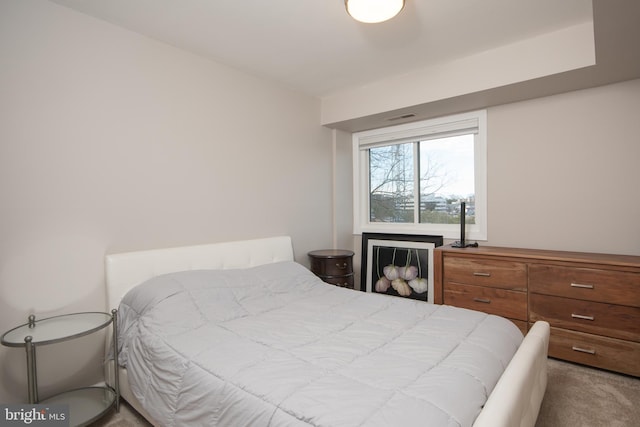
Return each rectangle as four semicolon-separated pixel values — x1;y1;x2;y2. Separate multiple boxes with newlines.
308;249;355;288
1;310;120;426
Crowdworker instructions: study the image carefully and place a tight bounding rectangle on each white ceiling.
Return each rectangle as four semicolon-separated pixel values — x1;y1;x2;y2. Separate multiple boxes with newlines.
48;0;594;98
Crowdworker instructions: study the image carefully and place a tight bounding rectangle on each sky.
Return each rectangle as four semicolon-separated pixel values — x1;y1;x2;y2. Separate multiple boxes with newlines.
420;134;474;198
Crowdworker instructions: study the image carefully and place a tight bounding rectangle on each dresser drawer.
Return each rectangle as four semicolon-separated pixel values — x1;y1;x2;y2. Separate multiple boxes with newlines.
309;254;353;277
547;327;640;377
436;245;640;376
529;264;640;307
444;283;527;321
530;294;640;341
321;274;354;289
443;257;527;291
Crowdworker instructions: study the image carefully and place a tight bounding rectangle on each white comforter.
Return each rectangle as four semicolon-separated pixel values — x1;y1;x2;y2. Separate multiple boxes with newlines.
117;261;523;427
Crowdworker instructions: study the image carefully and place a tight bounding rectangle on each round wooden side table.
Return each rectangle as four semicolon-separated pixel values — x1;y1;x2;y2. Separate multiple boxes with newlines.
308;249;355;289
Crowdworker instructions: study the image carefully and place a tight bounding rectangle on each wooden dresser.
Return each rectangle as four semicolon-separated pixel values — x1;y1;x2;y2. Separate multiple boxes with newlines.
308;249;355;289
434;245;640;377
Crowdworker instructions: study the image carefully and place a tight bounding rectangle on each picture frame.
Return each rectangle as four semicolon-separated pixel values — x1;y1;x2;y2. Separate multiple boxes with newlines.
361;233;443;303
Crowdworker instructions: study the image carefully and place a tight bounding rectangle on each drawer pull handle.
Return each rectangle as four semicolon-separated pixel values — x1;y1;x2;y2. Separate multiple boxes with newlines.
473;272;491;277
572;346;596;355
571;313;595;321
571;283;594;289
336;262;348;269
473;297;491;304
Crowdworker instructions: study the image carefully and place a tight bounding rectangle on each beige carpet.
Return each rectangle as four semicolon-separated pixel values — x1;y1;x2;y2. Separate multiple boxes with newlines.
535;359;640;427
92;358;640;426
91;401;152;427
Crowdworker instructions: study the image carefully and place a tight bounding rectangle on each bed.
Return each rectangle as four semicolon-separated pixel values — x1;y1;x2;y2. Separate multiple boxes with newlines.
105;236;550;427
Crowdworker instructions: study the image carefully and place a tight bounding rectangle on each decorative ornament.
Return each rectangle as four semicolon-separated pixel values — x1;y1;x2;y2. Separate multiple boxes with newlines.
391;278;412;296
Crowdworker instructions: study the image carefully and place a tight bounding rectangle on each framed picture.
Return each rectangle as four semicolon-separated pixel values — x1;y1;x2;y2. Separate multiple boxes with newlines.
361;233;443;303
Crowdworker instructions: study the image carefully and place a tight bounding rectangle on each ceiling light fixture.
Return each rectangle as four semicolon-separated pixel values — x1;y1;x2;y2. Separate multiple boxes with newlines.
345;0;405;24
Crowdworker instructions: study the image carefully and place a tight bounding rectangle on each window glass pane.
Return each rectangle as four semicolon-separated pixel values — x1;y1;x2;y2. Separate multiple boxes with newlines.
354;109;486;239
369;143;414;223
419;134;475;225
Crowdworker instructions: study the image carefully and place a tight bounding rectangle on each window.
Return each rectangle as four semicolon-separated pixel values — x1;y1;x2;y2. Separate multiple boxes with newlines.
353;110;487;240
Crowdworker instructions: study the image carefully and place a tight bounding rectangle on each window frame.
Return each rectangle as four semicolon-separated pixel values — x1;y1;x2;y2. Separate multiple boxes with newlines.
352;110;487;241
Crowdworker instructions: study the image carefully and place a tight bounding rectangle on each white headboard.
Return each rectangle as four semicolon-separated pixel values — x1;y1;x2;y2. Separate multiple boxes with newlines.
105;236;294;310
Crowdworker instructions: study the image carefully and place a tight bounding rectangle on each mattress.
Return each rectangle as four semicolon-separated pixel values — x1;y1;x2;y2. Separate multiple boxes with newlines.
117;261;523;427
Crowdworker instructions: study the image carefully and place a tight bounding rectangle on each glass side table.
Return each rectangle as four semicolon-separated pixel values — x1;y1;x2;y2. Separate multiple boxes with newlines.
1;311;120;427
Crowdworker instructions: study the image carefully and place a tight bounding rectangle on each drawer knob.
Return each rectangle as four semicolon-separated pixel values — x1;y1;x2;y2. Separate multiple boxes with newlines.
571;313;595;321
570;283;594;289
473;272;491;277
473;297;491;304
572;346;596;355
336;262;348;269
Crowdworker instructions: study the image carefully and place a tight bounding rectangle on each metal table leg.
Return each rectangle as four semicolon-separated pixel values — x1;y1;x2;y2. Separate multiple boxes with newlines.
24;335;38;404
111;309;120;412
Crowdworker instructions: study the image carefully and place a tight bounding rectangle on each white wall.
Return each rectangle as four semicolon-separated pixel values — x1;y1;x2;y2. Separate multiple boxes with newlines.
486;79;640;254
342;79;640;271
321;21;595;126
0;0;332;403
